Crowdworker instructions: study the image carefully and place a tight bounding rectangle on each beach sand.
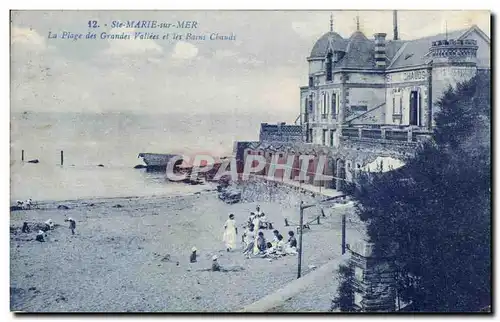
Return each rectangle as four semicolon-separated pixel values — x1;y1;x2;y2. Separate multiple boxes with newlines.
10;182;361;312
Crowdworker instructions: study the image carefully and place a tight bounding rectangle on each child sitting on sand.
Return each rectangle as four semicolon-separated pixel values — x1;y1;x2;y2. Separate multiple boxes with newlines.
197;255;245;272
190;247;197;263
253;231;267;255
36;230;46;242
44;219;54;231
285;231;298;255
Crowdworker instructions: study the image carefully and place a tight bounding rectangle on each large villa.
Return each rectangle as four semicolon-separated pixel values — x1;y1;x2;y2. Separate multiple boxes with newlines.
234;12;490;189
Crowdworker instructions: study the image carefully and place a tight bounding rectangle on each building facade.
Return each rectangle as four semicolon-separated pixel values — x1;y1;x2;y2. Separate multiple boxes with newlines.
301;20;490;147
234;16;490;189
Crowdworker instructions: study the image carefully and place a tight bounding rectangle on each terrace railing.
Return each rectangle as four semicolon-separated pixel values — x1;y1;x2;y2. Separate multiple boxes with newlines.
341;126;432;143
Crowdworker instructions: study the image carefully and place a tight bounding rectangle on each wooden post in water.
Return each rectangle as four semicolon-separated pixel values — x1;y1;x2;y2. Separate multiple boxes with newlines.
60;150;64;166
21;150;24;162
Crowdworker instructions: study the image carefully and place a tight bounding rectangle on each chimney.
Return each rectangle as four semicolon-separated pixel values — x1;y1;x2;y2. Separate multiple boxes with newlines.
393;10;399;40
374;33;387;69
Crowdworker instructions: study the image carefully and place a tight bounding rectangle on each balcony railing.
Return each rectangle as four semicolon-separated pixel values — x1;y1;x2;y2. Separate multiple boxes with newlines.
385;129;408;141
341;126;432;143
362;128;382;140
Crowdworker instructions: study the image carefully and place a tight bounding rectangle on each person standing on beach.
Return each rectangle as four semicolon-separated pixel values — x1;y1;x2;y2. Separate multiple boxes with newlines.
242;224;255;255
223;214;237;252
68;218;76;235
252;213;260;233
22;222;30;233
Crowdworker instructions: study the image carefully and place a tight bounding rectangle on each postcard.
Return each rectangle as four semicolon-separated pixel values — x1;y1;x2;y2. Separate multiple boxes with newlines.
10;10;491;313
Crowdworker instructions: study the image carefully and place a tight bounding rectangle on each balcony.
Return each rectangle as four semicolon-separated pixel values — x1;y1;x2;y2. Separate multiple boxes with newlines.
341;126;432;144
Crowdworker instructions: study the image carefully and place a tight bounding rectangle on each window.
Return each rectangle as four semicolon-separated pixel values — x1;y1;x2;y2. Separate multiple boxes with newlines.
393;96;403;115
354;292;363;308
332;93;337;118
322;129;327;145
279;153;284;158
326;52;333;81
418;93;422;126
309;77;314;87
354;267;364;281
322;92;328;115
350;105;368;112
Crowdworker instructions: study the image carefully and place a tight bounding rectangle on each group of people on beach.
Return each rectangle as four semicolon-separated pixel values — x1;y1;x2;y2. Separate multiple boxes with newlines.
22;217;77;242
16;199;33;210
222;205;298;259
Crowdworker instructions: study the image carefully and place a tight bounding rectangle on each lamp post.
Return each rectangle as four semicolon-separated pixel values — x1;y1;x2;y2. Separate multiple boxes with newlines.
297;194;346;279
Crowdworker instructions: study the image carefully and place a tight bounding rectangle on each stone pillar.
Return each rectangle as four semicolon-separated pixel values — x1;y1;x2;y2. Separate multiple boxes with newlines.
335;159;344;191
347;240;397;312
426;66;433;131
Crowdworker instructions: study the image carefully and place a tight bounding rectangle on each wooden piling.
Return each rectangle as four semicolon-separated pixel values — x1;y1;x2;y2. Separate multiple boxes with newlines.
21;150;24;161
60;150;64;166
341;214;346;255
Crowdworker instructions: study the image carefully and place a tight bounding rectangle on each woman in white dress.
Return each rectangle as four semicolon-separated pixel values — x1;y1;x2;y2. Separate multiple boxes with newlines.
223;214;237;251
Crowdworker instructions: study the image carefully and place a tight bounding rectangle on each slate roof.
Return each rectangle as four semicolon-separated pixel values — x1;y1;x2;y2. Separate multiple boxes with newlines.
387;28;469;69
337;31;375;68
336;31;405;69
307;25;489;71
309;31;347;58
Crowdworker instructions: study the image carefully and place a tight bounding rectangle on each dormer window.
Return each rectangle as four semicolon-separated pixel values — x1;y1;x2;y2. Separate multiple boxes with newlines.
326;52;333;81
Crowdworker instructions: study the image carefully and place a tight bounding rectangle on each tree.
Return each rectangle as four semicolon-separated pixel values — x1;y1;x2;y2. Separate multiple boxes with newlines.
331;264;355;312
350;72;491;312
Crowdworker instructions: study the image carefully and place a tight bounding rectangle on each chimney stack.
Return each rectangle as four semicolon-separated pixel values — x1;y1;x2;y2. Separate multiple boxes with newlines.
393;10;399;40
374;33;387;68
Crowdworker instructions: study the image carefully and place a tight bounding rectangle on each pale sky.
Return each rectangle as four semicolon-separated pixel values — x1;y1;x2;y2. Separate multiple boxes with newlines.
10;10;490;122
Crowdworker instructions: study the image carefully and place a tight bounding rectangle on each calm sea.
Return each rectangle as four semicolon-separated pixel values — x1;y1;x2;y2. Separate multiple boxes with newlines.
10;111;267;201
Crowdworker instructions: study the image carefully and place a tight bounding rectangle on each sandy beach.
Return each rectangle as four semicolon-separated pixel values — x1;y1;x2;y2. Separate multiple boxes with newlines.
10;181;361;312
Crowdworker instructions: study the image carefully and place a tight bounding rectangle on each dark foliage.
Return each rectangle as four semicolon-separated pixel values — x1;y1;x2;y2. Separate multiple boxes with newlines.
331;264;355;312
350;72;491;312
